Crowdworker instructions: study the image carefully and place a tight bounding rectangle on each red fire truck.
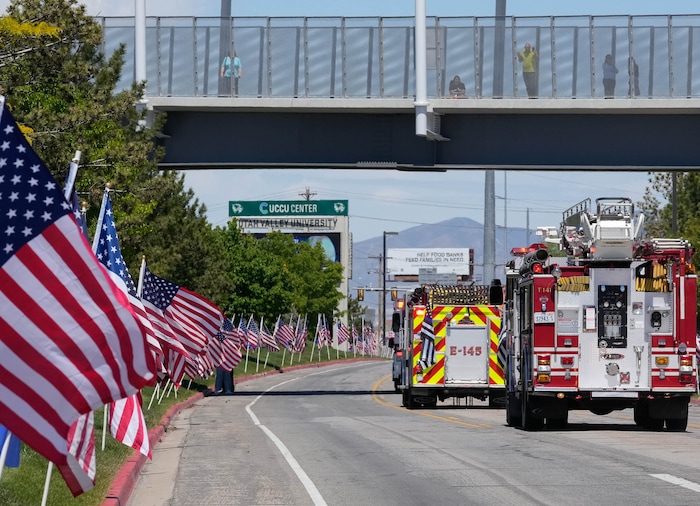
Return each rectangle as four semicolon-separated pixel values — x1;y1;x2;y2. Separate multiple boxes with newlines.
502;197;697;431
394;283;505;408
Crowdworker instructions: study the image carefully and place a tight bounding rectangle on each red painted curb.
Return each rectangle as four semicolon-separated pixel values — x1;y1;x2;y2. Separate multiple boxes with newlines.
101;358;383;505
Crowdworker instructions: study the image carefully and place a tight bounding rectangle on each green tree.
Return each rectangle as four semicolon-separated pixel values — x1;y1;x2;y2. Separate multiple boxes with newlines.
214;224;344;324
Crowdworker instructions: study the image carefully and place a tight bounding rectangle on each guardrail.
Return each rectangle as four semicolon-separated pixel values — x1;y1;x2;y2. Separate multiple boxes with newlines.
98;15;700;99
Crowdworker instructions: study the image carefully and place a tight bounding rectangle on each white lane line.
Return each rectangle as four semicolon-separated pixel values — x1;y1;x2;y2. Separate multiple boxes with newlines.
245;377;328;506
651;473;700;493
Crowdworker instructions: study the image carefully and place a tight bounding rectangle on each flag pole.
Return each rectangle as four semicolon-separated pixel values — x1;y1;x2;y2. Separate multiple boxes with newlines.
297;314;309;364
326;315;331;361
101;404;109;451
310;314;319;363
62;150;81;201
256;316;263;372
0;430;11;479
147;381;160;411
41;462;53;506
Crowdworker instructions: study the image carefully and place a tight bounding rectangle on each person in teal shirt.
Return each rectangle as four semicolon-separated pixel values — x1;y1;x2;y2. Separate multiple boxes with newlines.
517;42;538;98
220;51;243;96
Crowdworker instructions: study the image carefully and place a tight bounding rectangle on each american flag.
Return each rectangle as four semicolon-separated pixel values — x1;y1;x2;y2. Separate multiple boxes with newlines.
274;316;295;349
246;316;260;350
66;179;89;241
259;319;280;351
109;393;150;459
0;97;154;496
351;325;359;350
140;260;223;357
238;316;248;346
314;319;325;349
66;412;96;492
365;327;377;355
337;322;350;345
419;304;436;370
294;315;307;352
166;348;187;387
208;317;242;371
93;190;163;362
323;315;333;346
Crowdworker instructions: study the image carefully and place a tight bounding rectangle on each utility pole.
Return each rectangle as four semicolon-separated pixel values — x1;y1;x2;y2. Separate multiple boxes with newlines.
368;255;381;331
299;187;317;201
484;171;496;284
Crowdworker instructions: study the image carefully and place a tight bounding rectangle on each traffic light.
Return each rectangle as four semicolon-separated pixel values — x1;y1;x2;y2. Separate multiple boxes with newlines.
391;289;398;301
357;288;364;301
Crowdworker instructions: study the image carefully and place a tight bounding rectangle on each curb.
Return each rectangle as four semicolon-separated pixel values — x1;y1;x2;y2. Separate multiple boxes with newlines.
100;358;383;506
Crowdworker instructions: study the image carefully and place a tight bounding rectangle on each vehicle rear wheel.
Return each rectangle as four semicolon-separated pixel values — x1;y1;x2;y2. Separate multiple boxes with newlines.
505;391;521;427
402;390;415;409
665;416;688;432
521;392;544;431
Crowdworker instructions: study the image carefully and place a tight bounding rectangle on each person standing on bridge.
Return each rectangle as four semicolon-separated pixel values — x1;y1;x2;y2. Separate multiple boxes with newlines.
220;50;243;97
602;54;618;98
517;42;538;98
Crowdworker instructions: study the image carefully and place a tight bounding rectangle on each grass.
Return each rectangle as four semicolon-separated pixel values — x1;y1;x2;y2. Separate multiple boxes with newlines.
0;344;383;505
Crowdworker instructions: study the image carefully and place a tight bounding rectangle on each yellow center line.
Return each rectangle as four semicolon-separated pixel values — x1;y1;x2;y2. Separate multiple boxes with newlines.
371;375;488;428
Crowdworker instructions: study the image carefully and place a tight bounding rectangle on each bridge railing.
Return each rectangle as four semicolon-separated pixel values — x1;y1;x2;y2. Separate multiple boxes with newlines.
98;15;700;99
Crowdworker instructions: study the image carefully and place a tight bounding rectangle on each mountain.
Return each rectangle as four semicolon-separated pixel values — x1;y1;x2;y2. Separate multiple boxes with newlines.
350;217;538;291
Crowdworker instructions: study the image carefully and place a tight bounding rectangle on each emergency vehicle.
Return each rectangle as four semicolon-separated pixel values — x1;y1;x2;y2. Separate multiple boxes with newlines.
394;283;505;408
502;197;697;431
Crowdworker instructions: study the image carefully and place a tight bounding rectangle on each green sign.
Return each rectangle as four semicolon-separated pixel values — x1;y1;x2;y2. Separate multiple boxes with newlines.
229;200;348;217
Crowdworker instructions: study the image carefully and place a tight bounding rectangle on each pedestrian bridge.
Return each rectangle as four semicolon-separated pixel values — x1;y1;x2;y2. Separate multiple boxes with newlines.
99;14;700;170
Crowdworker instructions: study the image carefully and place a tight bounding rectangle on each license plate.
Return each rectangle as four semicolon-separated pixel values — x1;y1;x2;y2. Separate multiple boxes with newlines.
534;312;555;324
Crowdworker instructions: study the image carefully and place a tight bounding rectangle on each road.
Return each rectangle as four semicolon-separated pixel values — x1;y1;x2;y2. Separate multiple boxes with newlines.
127;361;700;506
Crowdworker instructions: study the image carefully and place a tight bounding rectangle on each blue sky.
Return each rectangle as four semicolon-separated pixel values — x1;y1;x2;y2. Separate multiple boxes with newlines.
2;1;690;242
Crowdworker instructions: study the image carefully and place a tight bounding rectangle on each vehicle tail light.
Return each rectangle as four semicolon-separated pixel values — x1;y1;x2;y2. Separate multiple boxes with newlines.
655;356;669;366
561;356;574;367
679;354;694;383
537;354;551;382
532;263;544;274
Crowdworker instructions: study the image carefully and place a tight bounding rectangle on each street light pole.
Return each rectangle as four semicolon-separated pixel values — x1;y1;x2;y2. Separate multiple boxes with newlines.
382;231;398;346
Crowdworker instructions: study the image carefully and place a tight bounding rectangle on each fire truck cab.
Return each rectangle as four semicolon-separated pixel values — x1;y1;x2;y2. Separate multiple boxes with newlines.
502;197;697;431
395;283;505;408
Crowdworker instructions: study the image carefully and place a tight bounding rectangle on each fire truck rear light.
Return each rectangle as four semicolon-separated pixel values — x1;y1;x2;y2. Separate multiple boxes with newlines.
538;354;551;366
680;355;693;367
560;356;574;366
679;373;693;384
510;247;528;256
532;263;544;274
655;356;669;366
537;374;551;383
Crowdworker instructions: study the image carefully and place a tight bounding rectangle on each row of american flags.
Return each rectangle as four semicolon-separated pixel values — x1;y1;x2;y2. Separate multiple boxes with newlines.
0;96;388;499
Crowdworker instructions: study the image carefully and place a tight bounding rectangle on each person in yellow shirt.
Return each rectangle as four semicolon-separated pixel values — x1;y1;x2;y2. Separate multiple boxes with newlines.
518;42;538;97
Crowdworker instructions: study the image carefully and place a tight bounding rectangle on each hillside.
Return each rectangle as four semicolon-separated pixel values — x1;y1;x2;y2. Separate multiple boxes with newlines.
350;217;538;291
